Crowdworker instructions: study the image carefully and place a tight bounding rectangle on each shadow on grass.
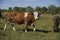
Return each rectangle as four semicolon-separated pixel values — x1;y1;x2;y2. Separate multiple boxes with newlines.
0;28;3;30
36;29;51;33
17;29;51;33
51;28;60;33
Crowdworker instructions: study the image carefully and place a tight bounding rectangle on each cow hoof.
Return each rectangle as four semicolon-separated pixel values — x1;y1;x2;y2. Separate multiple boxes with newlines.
25;29;27;32
33;28;36;32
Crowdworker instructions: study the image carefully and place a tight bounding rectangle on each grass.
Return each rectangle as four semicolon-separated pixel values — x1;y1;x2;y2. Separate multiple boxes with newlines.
0;14;60;40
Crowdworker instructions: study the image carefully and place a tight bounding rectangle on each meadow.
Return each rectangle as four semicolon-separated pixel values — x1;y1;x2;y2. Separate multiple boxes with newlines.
0;14;60;40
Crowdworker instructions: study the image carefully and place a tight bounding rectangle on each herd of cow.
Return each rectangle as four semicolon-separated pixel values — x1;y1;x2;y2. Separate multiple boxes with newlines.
0;11;60;32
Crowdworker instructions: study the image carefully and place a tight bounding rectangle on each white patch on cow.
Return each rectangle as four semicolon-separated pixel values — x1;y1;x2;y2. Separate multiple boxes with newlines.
34;12;38;20
24;12;28;18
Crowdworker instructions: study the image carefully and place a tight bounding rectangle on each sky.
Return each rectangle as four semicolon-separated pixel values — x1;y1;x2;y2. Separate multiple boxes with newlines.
0;0;60;9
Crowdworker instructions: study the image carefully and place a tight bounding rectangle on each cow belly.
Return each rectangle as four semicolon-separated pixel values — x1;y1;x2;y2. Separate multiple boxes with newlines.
14;18;24;23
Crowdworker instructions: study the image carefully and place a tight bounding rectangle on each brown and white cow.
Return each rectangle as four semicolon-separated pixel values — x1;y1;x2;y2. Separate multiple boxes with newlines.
4;12;38;32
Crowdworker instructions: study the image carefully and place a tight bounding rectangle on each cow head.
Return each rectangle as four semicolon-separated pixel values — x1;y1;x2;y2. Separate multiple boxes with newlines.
33;12;40;20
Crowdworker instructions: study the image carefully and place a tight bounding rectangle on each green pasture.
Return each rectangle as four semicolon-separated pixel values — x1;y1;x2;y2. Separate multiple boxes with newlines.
0;14;60;40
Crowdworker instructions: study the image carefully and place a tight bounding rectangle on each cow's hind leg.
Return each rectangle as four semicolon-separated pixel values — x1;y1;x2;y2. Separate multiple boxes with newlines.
53;24;59;32
4;21;9;31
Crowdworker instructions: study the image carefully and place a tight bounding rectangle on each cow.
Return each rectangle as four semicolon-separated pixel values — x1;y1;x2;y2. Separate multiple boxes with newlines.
52;15;60;32
4;12;38;32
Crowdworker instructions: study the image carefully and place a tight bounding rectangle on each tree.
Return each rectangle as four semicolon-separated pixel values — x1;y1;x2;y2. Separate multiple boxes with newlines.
19;7;26;12
35;6;42;12
56;7;60;14
8;7;12;11
26;6;34;12
13;7;19;12
47;5;57;14
41;7;48;13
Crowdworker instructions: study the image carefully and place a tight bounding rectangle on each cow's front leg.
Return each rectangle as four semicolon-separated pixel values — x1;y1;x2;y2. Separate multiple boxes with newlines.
24;21;28;32
25;26;28;32
31;23;36;32
11;23;16;31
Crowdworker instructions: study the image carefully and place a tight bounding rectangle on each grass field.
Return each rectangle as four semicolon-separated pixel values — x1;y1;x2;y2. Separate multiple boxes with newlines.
0;14;60;40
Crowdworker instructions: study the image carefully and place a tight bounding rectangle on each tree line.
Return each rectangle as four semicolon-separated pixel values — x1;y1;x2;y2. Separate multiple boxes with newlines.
1;5;60;15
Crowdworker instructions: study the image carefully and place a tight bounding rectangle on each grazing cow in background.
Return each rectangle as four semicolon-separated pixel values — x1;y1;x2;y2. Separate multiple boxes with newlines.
4;12;36;32
53;15;60;32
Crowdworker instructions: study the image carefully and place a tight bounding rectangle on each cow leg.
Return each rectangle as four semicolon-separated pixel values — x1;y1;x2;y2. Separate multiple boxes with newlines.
4;24;8;31
53;26;58;32
33;24;35;32
4;21;9;31
11;23;16;31
24;21;28;32
53;22;59;32
53;24;59;32
31;18;36;32
25;24;28;32
25;26;28;32
31;23;36;32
